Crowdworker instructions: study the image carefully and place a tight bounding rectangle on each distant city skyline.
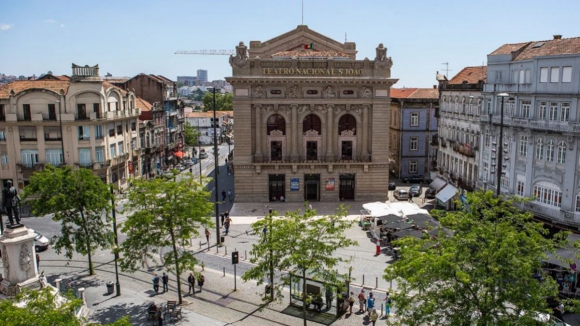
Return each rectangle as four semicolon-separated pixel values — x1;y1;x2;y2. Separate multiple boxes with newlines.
2;1;580;87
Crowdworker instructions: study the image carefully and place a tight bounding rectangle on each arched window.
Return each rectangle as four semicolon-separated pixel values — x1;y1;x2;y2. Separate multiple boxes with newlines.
546;139;555;162
557;141;567;164
536;138;544;160
303;114;321;134
338;114;356;135
267;114;285;135
533;181;562;208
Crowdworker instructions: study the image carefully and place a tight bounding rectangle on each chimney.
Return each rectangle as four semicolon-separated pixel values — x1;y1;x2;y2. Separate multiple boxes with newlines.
554;34;562;40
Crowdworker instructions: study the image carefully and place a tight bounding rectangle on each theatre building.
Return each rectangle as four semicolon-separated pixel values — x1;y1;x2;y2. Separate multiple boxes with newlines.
226;25;397;202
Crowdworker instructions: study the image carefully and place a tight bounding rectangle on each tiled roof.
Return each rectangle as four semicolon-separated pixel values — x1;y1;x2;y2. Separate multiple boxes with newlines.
390;88;418;99
489;42;529;55
37;74;70;81
408;88;439;99
156;75;174;83
391;88;438;99
490;36;580;61
449;66;487;85
135;97;152;111
186;111;230;118
0;80;70;99
103;81;127;95
271;50;350;58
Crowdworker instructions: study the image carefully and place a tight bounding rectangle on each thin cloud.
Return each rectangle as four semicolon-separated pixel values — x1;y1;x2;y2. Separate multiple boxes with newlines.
44;19;57;23
60;24;65;28
0;23;13;31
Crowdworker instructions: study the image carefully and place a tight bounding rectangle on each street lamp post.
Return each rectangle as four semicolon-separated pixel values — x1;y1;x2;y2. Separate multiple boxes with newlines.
211;87;221;246
495;93;510;197
198;119;202;184
56;100;66;165
110;185;121;296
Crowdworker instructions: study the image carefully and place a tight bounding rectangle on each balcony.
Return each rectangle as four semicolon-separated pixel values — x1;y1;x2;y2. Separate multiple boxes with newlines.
19;135;37;142
17;114;32;121
42;113;57;121
75;112;90;121
519;202;580;228
252;154;372;164
490;116;580;133
44;134;62;141
77;162;93;168
17;161;44;172
452;143;476;158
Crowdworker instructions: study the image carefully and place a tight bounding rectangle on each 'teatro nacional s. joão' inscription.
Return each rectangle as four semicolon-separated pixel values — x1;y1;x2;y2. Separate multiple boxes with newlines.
262;68;364;76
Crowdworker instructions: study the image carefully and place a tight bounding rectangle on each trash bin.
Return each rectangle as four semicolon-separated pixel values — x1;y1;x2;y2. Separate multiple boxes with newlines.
220;236;225;244
106;282;115;295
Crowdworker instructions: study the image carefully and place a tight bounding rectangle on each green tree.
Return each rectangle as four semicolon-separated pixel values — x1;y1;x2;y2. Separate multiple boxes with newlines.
183;122;200;157
119;173;214;304
0;287;131;326
242;204;357;326
383;190;576;326
202;92;233;111
22;165;113;275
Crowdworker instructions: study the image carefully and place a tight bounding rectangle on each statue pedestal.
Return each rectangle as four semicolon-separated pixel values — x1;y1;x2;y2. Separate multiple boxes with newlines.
0;225;39;297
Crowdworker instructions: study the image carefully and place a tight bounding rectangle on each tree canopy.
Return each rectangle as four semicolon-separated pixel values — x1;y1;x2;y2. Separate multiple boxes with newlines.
183;122;200;156
202;92;232;112
0;287;130;326
119;173;214;304
22;165;113;275
383;190;576;326
242;204;357;326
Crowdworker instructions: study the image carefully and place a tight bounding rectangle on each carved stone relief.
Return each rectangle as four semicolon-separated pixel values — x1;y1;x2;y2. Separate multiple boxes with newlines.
252;86;265;98
19;244;31;278
1;244;8;280
229;41;249;68
323;86;336;98
333;105;346;115
287;85;303;98
359;87;372;99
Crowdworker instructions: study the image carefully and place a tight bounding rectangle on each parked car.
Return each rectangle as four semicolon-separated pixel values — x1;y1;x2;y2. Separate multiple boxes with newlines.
183;158;198;166
174;164;184;171
393;189;410;201
199;151;208;159
425;188;437;199
33;230;50;252
409;184;422;196
388;182;396;190
402;175;424;183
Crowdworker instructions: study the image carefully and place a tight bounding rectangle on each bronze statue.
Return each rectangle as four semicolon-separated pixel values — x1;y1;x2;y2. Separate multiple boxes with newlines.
2;180;21;226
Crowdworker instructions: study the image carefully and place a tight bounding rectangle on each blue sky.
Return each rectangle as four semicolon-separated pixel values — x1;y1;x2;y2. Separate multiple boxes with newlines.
1;0;580;87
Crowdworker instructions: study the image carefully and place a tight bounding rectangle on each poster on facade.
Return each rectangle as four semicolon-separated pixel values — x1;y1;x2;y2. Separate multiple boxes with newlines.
325;178;335;191
290;178;300;191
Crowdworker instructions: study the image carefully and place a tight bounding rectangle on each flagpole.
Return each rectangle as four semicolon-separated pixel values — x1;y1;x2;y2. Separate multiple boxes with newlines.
301;0;304;25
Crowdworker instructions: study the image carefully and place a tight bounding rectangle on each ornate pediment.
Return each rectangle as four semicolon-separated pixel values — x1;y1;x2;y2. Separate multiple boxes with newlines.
248;25;357;59
269;129;284;137
304;129;320;137
340;130;355;137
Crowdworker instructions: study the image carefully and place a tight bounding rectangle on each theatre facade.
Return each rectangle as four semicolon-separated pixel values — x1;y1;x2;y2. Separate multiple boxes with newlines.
226;25;397;203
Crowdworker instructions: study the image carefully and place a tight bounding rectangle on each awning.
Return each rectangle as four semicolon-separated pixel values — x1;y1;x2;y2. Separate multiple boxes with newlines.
430;177;447;191
174;151;184;158
436;184;458;204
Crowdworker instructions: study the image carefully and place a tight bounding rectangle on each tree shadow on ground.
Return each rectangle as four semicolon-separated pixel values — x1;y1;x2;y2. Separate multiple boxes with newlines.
89;302;149;326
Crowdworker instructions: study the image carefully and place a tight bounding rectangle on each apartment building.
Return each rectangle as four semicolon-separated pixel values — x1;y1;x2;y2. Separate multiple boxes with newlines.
0;64;140;190
436;66;486;191
478;35;580;227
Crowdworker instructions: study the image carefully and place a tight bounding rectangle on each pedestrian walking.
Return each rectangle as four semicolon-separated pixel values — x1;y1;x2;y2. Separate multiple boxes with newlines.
228;189;233;202
408;192;413;203
188;272;195;295
357;289;366;312
221;190;227;202
162;272;169;292
367;292;375;315
348;291;355;314
152;274;160;293
370;308;379;326
262;226;267;242
36;253;40;271
205;228;210;244
384;292;392;318
220;213;225;226
197;273;205;292
224;216;231;235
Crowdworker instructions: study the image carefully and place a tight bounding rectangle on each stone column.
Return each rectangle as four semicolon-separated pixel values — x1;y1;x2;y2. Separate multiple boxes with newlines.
254;105;262;159
0;226;40;297
291;104;298;161
326;105;334;161
362;105;369;161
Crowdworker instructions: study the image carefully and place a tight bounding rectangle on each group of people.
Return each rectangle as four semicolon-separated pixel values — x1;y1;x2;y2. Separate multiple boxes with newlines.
220;211;232;235
152;271;205;295
345;289;391;325
221;189;234;202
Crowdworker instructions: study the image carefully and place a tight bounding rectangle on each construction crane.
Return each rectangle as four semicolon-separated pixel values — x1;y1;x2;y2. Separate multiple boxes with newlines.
175;50;235;55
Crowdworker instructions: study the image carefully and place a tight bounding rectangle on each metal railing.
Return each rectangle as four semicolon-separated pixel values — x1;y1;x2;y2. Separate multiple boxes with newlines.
75;112;90;120
19;135;37;141
42;113;57;121
252;154;372;164
17;114;31;121
44;135;62;141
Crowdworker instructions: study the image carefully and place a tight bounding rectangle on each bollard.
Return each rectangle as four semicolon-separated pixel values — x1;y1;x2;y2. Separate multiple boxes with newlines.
381;303;383;317
199;241;202;249
207;242;210;251
223;267;225;277
362;274;365;285
390;279;392;289
225;246;228;256
216;245;219;253
376;277;378;289
245;250;247;260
